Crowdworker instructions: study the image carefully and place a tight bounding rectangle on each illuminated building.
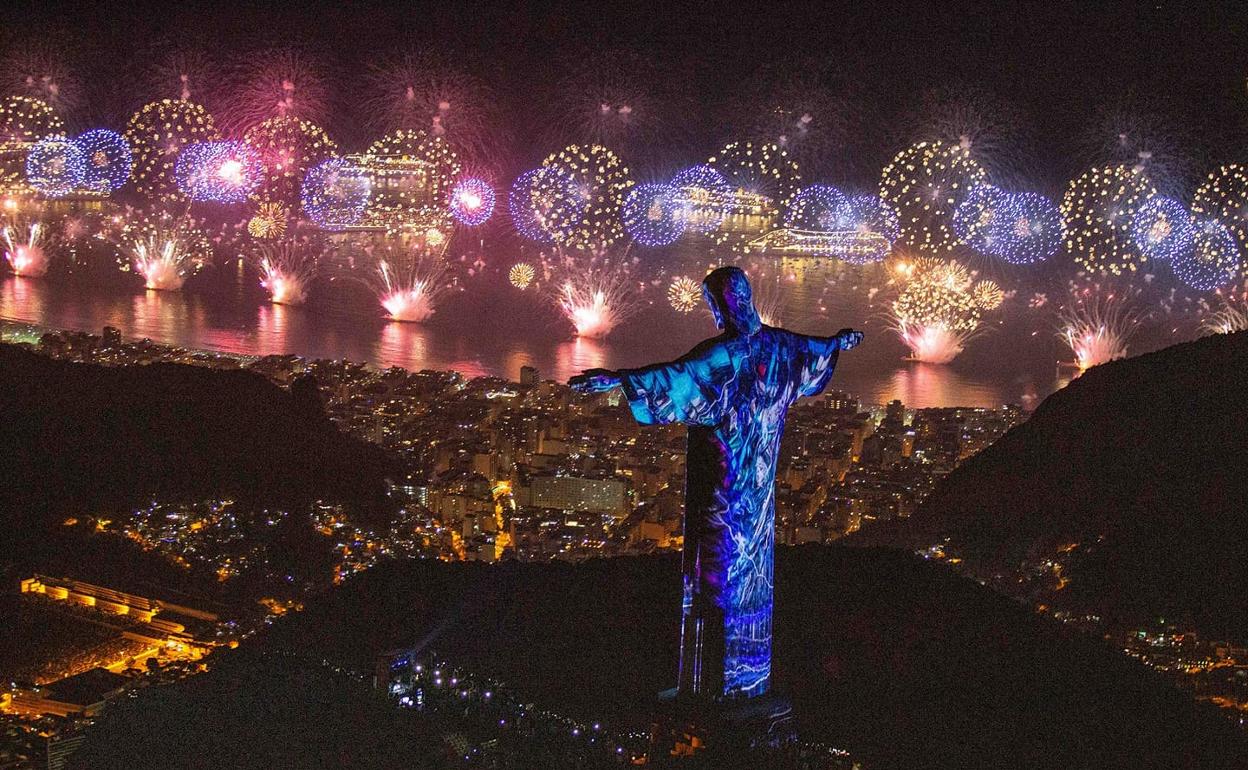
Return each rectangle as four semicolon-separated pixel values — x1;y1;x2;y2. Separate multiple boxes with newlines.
527;475;628;517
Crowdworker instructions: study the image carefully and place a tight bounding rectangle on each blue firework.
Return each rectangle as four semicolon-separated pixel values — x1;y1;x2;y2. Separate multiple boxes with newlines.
1131;196;1194;263
622;182;686;247
25;137;85;198
448;177;496;227
1172;218;1240;291
174;141;261;203
952;183;1006;253
984;192;1064;265
670;164;731;234
783;184;848;230
72;129;132;193
301;157;372;229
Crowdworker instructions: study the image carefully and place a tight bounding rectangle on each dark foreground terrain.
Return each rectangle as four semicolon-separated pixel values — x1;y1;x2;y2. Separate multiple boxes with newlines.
74;547;1248;770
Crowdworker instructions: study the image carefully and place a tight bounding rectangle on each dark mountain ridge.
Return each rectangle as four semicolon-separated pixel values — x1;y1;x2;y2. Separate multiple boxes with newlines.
852;330;1248;637
0;343;394;523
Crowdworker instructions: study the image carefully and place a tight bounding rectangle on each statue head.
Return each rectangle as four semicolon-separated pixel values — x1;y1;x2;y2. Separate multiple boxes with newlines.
702;266;763;337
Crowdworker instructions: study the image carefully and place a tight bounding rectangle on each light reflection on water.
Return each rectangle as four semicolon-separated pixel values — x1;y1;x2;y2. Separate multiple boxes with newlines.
0;267;1064;408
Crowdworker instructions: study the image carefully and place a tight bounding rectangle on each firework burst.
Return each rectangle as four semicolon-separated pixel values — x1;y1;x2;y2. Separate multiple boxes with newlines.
25;138;85;198
73;129;132;194
1199;283;1248;335
670;164;732;235
546;245;643;338
3;218;50;277
365;130;461;232
509;261;536;290
0;96;64;193
890;258;996;363
667;275;702;312
248;201;289;239
1171;218;1241;292
1131;196;1193;263
355;232;456;322
1191;165;1248;252
1061;165;1156;276
536;144;633;248
707;140;802;229
300;158;371;230
1058;278;1144;371
249;236;325;305
622;182;685;246
243;116;337;206
971;279;1005;310
124;99;219;201
174;140;262;203
115;210;212;291
447;177;495;227
880;140;987;254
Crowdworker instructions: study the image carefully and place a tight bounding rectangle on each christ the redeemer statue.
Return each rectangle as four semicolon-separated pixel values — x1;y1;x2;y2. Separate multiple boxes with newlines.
570;266;863;702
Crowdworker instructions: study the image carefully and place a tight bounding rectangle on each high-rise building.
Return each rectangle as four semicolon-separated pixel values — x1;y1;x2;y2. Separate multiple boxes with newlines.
530;475;628;516
47;731;87;770
519;365;539;386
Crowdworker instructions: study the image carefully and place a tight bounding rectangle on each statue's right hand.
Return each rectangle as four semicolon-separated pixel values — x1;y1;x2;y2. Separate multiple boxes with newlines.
835;329;864;350
568;369;622;394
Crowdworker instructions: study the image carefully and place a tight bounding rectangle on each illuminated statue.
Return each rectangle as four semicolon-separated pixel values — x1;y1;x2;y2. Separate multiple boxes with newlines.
570;266;863;701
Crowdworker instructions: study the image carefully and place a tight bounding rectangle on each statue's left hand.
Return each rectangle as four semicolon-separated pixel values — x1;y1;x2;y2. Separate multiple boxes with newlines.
568;368;622;394
835;329;864;350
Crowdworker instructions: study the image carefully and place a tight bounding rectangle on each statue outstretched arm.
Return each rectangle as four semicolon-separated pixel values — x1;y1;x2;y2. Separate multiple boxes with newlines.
834;328;865;350
568;369;622;394
792;328;864;399
571;341;735;426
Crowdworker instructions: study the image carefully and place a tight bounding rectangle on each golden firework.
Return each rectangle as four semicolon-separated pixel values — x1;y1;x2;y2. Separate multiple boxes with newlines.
1060;165;1155;275
971;279;1004;310
124;99;219;201
536;144;633;249
667;275;702;312
247;202;289;239
880;140;986;254
509;262;535;290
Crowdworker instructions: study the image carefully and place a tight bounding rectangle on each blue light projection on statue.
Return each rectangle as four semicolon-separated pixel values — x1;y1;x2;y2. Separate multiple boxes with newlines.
570;267;862;701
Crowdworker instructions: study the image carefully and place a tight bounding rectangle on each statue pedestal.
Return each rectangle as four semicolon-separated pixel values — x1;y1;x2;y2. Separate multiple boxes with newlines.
647;688;796;764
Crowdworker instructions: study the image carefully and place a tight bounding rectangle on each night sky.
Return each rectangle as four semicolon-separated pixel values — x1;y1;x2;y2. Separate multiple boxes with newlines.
3;1;1246;188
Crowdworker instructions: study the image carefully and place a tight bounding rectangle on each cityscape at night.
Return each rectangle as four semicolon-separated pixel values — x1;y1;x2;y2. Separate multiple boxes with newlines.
1;1;1248;767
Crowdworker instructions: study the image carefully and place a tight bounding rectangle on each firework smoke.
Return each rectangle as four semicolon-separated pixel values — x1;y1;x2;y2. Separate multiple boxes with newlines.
224;49;331;133
362;52;500;164
1;43;81;114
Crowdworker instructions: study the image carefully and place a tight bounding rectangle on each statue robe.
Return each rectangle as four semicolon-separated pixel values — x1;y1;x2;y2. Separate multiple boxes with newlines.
619;325;840;700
